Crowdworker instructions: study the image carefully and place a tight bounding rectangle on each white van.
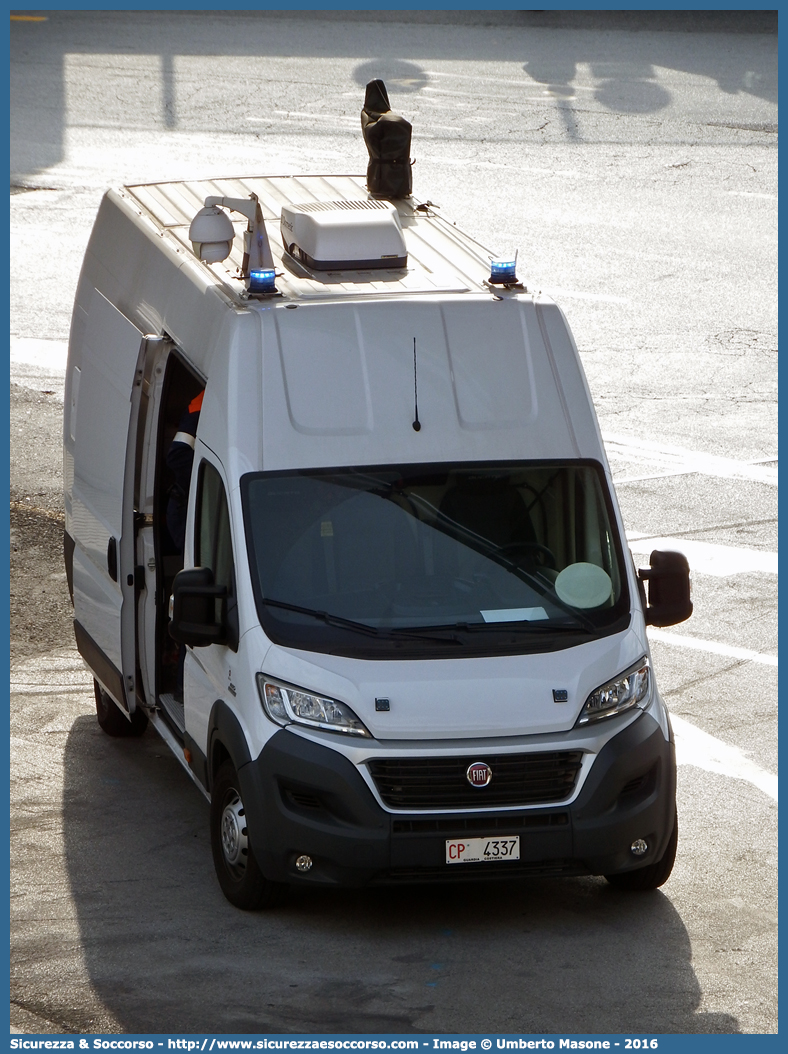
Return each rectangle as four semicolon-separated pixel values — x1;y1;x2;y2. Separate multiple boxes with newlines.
63;167;692;909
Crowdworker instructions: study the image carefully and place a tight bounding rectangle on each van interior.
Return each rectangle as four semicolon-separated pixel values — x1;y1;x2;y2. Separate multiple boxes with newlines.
150;350;204;733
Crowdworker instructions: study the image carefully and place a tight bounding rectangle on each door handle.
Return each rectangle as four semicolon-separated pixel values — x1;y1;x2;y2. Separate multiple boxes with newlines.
107;536;118;581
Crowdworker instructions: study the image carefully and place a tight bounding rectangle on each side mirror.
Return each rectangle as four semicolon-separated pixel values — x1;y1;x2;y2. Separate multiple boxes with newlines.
169;567;228;647
637;550;692;627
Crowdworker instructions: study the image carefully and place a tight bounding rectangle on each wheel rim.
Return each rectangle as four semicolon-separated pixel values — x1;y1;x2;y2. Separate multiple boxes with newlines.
220;790;248;878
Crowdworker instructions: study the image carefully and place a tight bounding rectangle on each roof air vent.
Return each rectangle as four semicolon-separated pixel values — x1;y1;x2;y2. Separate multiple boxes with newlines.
280;199;407;271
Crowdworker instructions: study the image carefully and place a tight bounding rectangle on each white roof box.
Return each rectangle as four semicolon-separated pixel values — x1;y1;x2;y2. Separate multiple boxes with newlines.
280;199;407;271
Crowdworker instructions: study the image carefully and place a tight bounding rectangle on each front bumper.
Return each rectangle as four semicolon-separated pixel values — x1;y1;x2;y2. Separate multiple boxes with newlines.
238;710;676;887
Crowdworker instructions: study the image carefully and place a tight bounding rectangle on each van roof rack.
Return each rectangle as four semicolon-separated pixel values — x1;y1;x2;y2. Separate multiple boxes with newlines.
122;174;511;304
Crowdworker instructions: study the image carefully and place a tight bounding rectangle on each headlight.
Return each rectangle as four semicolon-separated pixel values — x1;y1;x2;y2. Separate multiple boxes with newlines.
576;657;651;726
256;674;371;738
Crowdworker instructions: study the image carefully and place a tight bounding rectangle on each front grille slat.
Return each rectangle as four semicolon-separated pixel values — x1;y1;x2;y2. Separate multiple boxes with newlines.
369;751;583;809
392;812;569;834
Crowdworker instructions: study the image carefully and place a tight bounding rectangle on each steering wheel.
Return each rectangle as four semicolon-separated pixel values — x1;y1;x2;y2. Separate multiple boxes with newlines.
497;541;557;570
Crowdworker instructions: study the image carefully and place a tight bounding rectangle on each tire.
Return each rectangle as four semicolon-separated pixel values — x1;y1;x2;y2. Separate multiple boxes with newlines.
605;811;678;891
94;680;148;737
210;759;287;910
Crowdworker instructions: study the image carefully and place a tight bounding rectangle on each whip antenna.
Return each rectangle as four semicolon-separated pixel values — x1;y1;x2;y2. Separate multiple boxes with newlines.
412;337;421;431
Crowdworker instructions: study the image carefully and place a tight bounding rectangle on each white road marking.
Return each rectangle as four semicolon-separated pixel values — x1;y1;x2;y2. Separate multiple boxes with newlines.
269;111;358;123
10;336;68;399
605;432;778;486
10;336;68;369
628;532;778;576
648;627;777;667
420;155;581;175
671;713;777;801
613;465;776;485
540;286;630;305
423;70;596;93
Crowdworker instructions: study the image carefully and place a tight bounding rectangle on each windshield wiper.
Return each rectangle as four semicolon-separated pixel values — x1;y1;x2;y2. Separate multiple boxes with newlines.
261;597;463;645
406;494;597;631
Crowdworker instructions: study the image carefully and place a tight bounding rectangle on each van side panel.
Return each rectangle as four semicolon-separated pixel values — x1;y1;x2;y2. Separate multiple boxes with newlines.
69;291;144;691
64;190;242;708
68;190;235;379
65;190;232;533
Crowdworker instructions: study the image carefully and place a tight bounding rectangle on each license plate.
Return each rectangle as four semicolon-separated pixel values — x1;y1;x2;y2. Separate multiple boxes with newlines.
445;836;520;864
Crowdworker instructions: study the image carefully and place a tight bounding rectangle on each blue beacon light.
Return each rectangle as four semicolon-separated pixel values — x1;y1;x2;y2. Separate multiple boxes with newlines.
249;268;277;295
489;252;518;285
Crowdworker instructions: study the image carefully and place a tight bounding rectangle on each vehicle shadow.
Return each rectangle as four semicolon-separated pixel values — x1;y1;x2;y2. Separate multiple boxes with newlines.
11;10;776;179
59;715;740;1035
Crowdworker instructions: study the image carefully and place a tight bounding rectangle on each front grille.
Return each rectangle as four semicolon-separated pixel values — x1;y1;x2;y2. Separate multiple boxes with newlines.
392;812;569;835
368;751;583;809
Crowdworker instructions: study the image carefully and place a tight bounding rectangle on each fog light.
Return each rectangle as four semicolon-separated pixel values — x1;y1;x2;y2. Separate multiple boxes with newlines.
295;854;313;872
630;839;648;857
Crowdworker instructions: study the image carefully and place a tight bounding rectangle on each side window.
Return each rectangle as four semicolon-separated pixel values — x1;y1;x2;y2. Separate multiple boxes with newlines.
195;460;239;651
196;460;234;590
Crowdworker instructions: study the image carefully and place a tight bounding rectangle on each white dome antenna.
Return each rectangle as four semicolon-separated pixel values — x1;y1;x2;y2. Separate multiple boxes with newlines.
188;205;235;264
190;193;277;297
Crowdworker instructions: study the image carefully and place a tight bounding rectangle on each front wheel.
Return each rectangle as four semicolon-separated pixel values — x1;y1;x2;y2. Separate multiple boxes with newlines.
210;760;287;910
94;680;148;737
605;811;678;891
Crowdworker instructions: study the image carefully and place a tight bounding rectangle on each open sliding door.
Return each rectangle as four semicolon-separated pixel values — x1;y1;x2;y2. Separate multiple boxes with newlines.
71;289;156;715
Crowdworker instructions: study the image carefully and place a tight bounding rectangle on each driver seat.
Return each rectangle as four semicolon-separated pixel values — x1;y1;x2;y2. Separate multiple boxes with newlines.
438;478;536;549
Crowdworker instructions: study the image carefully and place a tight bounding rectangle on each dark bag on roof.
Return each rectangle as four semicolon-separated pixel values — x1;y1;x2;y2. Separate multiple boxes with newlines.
361;79;413;199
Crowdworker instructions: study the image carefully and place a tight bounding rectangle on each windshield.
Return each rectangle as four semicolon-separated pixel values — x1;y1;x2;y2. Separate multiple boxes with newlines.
241;462;630;658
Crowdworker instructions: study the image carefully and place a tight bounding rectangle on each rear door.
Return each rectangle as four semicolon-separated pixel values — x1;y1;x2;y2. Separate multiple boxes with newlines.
71;289;148;715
